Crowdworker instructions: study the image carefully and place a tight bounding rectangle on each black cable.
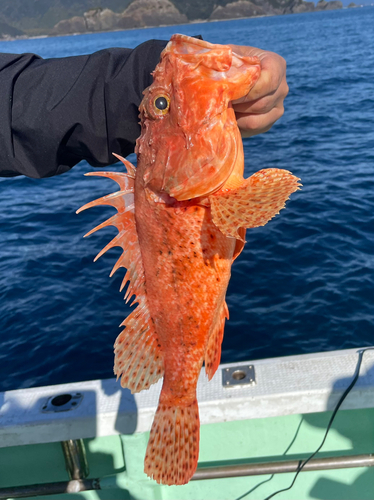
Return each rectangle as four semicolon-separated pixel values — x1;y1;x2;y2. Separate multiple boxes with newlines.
264;347;374;500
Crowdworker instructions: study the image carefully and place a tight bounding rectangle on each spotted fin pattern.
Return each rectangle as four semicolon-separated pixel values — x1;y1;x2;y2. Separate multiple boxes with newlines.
77;156;164;393
210;168;301;241
114;296;164;393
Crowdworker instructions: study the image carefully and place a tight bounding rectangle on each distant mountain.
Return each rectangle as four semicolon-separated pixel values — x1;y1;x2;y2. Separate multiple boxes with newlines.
0;0;133;34
0;0;367;38
339;0;369;4
0;19;24;39
51;0;188;35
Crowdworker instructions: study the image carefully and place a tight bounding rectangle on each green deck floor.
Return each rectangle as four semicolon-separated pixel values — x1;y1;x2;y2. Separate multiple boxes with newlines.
1;407;374;500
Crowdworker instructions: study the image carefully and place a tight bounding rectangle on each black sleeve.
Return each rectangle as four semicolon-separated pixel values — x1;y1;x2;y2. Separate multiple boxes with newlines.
0;39;167;178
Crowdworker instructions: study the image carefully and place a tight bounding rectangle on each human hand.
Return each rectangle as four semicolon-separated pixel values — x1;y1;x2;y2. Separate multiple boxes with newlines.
229;45;289;138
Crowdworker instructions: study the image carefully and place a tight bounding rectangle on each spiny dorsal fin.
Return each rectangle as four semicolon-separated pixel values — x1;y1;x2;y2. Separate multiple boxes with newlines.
77;159;164;393
112;153;136;178
210;169;301;242
76;170;135;215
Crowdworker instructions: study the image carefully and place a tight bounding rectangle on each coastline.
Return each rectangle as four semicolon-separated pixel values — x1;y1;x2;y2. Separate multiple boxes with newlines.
1;5;372;43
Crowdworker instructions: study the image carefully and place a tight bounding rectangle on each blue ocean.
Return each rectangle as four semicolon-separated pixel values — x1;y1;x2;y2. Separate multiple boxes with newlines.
0;8;373;392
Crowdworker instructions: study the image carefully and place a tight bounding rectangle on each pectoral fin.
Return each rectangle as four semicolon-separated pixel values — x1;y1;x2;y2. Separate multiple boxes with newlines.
210;169;301;241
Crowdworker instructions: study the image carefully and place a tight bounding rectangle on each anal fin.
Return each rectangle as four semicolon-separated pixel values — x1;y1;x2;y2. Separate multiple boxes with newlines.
205;302;229;380
210;168;301;241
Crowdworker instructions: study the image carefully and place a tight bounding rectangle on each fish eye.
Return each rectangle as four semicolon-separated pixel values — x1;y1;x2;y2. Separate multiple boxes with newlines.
153;95;170;114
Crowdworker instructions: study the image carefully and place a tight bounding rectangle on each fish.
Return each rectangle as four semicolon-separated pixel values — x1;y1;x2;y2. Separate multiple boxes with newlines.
77;34;300;486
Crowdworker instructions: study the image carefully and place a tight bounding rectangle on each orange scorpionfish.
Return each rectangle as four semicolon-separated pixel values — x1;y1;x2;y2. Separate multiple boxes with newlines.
78;34;300;485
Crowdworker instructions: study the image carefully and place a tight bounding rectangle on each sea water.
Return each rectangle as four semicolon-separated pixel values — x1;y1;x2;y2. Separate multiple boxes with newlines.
0;8;373;391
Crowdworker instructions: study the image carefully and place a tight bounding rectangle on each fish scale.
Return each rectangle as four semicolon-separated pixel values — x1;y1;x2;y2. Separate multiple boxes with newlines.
134;194;235;389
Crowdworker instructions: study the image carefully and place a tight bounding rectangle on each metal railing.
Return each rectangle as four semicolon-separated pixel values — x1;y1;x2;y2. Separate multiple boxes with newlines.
0;441;373;499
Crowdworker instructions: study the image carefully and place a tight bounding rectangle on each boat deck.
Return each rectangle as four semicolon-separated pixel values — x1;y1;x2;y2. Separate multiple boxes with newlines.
0;347;373;499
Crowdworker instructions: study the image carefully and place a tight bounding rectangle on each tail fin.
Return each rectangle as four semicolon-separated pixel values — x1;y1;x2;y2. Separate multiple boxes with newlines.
144;396;200;485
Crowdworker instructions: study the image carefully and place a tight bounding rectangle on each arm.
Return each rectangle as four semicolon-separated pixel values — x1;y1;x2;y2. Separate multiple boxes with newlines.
0;40;167;178
0;41;287;179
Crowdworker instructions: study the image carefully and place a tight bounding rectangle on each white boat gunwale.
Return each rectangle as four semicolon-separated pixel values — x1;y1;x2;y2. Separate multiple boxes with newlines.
0;347;373;448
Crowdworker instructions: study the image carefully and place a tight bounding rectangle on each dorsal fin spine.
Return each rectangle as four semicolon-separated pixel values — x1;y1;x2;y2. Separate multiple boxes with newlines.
77;167;164;394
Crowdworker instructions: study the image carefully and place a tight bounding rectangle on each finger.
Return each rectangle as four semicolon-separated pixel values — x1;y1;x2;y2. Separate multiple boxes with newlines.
236;103;285;138
233;79;289;115
233;53;287;104
250;53;286;101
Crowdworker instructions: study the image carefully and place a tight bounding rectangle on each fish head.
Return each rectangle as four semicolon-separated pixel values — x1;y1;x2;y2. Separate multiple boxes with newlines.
137;34;261;201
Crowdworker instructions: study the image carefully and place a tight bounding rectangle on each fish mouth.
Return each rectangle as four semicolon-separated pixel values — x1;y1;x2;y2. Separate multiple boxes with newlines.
160;109;242;201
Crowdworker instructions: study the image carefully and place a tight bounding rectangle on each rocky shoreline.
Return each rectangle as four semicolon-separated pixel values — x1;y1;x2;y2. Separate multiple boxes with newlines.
50;0;346;36
0;0;360;41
